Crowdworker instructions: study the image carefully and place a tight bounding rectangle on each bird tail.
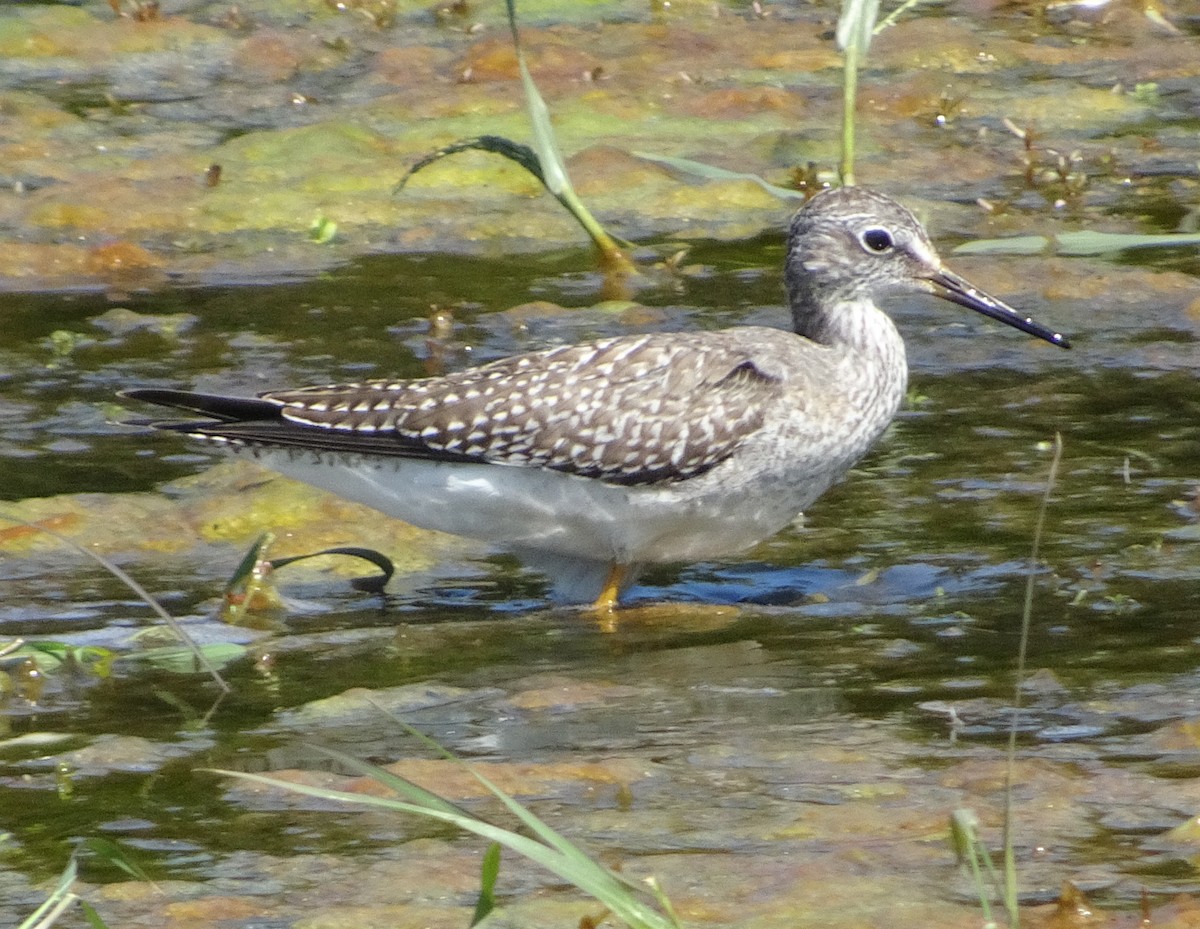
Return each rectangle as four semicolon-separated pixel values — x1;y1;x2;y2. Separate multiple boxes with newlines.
119;388;279;425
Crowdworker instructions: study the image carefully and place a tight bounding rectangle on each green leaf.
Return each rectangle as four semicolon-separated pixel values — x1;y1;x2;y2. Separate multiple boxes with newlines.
954;230;1200;256
78;901;110;929
396;136;545;192
224;532;273;597
632;152;805;200
210;758;678;929
22;643;116;678
501;0;632;270
80;837;151;883
17;855;77;929
471;843;501;927
308;215;338;244
120;643;247;673
395;4;632;270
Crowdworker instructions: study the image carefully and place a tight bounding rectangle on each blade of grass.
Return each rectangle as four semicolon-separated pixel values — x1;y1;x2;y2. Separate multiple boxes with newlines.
950;810;994;926
305;743;665;916
470;842;501;927
79;837;153;885
269;546;395;593
361;714;640;891
503;0;633;273
631;152;805;200
18;856;78;929
77;902;110;929
210;765;677;929
0;510;229;693
1002;432;1064;928
397;136;545;191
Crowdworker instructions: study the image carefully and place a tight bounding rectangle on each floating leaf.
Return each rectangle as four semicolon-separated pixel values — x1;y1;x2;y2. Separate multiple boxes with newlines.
955;230;1200;256
21;642;116;678
121;643;247;674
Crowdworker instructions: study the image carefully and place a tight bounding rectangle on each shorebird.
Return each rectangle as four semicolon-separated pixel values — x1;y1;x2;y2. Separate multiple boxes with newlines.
122;187;1068;610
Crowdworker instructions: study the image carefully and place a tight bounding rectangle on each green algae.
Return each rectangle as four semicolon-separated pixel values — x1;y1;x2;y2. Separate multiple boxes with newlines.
0;5;226;59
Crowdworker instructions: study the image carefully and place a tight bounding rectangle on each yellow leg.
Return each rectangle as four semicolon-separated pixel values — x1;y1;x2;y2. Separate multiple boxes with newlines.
589;564;625;631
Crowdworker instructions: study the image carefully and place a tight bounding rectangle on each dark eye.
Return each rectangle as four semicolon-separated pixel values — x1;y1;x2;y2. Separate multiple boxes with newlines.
861;228;894;252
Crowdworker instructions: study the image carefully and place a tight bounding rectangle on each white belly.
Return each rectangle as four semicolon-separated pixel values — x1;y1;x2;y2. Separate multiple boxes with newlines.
247;447;798;566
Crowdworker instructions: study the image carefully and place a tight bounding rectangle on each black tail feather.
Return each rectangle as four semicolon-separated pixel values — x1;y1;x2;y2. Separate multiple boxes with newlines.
119;388;281;423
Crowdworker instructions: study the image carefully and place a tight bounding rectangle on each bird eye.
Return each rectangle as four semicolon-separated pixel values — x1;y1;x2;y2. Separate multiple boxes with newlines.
861;228;894;253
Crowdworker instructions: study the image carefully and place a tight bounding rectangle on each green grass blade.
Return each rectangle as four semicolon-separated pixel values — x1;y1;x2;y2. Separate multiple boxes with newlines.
502;0;632;271
80;837;152;883
222;532;272;599
503;0;558;189
0;509;229;693
515;58;567;196
874;0;930;34
644;876;683;929
268;545;395;594
313;740;656;907
396;136;545;193
950;809;996;925
18;857;78;929
77;902;110;929
211;767;676;929
366;718;627;886
631;153;805;200
305;743;478;819
470;842;502;927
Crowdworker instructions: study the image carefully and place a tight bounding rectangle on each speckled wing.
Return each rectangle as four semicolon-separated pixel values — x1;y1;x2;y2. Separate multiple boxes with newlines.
263;332;781;486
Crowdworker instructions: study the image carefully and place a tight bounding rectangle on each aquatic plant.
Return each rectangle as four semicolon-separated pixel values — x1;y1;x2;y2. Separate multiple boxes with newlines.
213;735;683;929
954;434;1064;929
0;511;229;692
397;0;634;274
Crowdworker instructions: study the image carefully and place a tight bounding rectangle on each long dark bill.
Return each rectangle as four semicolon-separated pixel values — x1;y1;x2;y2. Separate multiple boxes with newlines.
929;266;1070;349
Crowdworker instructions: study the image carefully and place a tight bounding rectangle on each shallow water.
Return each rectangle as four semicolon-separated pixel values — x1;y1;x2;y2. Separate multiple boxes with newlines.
4;235;1200;926
2;1;1200;927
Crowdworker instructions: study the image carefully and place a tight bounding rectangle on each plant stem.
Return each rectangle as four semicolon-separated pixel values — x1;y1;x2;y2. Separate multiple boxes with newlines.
840;40;859;186
1002;433;1063;928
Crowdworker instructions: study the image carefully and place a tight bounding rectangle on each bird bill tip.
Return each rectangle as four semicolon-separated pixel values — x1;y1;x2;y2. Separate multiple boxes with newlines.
929;266;1070;349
